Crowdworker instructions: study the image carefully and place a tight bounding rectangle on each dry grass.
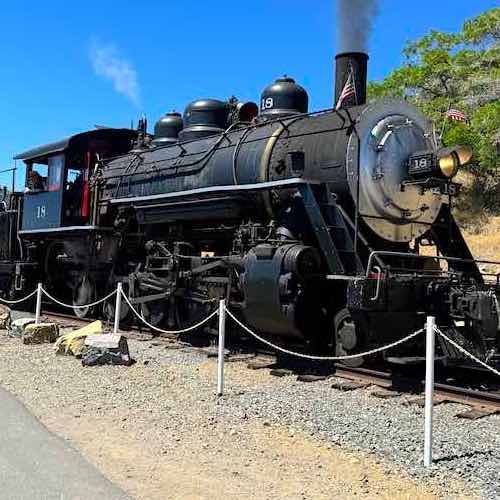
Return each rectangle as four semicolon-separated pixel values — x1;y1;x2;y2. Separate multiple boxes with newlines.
462;215;500;264
448;171;500;270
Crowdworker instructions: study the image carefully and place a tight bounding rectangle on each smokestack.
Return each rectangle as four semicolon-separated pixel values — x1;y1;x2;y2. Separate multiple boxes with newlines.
334;52;368;108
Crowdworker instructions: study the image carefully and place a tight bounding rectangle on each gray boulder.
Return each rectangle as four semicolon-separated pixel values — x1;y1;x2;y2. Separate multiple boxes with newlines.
8;317;35;338
0;305;11;330
82;334;133;366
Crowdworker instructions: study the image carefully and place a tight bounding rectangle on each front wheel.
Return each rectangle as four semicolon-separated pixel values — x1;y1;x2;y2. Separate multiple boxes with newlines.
139;300;166;328
334;308;365;368
72;276;95;319
103;283;131;325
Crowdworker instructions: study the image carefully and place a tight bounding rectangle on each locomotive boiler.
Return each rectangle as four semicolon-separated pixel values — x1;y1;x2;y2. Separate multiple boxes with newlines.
4;51;500;368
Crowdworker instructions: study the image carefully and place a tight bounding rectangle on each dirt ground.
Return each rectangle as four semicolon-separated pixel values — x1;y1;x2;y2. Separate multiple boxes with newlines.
46;414;441;500
0;335;475;500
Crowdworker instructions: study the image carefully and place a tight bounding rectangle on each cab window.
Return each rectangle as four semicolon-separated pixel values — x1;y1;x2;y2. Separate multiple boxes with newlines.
64;165;85;222
48;155;64;192
66;168;83;186
26;163;48;192
25;154;64;193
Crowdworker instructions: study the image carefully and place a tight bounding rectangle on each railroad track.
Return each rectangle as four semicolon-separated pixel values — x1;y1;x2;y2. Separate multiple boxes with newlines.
37;310;500;417
41;310;167;341
333;365;500;418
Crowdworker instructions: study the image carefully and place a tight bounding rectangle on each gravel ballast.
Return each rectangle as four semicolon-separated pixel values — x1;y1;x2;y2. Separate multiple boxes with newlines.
0;315;498;499
218;376;500;498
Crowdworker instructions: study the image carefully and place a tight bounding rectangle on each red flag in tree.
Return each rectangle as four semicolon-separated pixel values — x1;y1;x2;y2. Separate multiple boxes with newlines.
446;108;468;122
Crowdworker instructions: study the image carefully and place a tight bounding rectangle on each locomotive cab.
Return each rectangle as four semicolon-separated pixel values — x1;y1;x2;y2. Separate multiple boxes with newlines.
14;128;137;234
22;151;94;230
21;154;65;231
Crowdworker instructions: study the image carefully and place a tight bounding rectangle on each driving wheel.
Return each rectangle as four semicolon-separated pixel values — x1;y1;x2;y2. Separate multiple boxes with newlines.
334;308;365;368
72;276;95;319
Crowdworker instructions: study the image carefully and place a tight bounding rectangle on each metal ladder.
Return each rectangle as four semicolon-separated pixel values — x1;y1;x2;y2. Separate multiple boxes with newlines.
322;198;362;275
298;183;361;276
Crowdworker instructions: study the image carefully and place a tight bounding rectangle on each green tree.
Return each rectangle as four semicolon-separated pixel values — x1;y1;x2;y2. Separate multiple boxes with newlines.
368;8;499;190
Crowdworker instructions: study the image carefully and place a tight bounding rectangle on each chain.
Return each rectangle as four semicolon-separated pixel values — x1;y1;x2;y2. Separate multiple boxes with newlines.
42;288;117;309
0;289;38;305
120;289;218;335
224;306;424;361
434;326;500;377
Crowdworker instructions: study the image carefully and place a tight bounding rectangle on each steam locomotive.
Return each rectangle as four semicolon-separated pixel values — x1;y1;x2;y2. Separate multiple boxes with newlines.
2;52;499;367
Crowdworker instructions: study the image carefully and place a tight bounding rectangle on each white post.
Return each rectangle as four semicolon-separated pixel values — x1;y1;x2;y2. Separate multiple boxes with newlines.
113;282;123;334
424;315;436;467
35;282;42;324
217;299;226;397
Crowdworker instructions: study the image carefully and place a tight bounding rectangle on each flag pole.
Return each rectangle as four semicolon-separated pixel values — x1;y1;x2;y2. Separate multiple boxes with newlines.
350;62;358;106
439;99;452;142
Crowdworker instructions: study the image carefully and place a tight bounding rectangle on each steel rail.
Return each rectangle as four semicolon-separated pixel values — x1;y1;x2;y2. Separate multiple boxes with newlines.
333;365;500;410
432;382;500;409
39;311;180;342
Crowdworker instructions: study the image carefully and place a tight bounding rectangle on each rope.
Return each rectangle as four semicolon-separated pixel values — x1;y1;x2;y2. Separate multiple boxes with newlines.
120;289;218;334
0;289;38;305
434;326;500;377
224;306;424;361
41;288;117;309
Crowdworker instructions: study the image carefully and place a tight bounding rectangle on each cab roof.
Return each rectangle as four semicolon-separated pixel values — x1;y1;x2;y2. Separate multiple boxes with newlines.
14;128;137;163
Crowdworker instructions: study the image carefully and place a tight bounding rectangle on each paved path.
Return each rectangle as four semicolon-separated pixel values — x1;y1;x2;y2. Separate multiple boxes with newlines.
0;386;129;500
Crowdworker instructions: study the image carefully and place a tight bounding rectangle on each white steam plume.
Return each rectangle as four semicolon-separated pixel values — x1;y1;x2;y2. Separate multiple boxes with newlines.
89;40;141;106
336;0;380;53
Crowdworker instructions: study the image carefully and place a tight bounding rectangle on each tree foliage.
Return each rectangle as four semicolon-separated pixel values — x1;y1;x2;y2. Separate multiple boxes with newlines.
368;8;499;185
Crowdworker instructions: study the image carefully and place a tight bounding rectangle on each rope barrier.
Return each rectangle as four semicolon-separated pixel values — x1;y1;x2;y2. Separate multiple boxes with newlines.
434;326;500;377
41;288;117;310
4;284;500;380
224;306;424;361
0;289;38;305
120;289;218;335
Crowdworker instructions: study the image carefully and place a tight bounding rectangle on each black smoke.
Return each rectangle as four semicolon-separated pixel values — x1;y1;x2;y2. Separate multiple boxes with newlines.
336;0;380;53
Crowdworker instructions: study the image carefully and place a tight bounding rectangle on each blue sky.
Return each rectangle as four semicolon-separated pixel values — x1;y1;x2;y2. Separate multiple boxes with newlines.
0;0;496;187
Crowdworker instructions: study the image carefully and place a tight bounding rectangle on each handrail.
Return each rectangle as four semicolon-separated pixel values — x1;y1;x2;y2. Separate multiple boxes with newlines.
366;250;500;279
370;266;383;301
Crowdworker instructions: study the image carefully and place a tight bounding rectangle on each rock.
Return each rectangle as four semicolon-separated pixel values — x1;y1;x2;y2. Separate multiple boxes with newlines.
22;323;59;344
296;374;327;383
269;368;294;377
205;347;230;358
0;305;11;330
82;334;134;366
456;407;499;420
54;320;102;356
8;317;36;338
247;359;276;370
370;389;402;399
331;379;369;391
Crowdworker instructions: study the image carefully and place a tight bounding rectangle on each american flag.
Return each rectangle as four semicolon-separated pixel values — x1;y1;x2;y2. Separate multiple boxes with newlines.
336;68;357;109
446;108;468;122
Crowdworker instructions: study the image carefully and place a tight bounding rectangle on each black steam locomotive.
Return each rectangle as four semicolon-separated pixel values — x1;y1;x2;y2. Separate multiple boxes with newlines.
2;52;499;367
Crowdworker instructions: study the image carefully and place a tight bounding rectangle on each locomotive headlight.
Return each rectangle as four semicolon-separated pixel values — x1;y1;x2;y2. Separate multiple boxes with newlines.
438;153;459;178
455;145;473;165
408;145;472;181
437;145;473;179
